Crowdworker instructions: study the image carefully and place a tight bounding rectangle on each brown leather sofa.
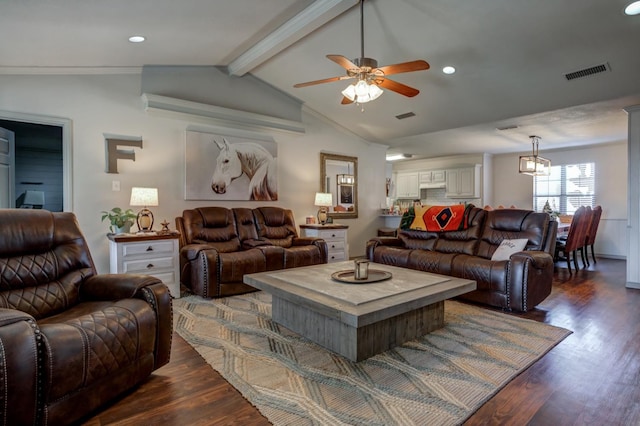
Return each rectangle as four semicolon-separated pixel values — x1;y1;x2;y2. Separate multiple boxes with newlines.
0;209;172;425
366;207;557;312
176;206;328;298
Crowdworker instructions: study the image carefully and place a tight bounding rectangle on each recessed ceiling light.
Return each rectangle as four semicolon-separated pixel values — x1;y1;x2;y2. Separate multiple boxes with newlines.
625;1;640;15
128;35;146;43
386;154;413;161
442;66;456;75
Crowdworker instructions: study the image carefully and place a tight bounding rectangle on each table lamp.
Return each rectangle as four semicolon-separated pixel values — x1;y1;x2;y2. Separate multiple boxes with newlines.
314;192;333;225
17;190;45;209
130;187;158;232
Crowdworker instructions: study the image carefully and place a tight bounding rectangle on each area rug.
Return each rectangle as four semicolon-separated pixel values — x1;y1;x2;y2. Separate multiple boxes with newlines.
173;292;571;426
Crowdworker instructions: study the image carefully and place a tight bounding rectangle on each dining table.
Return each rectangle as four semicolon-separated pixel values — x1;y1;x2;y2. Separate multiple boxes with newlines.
556;221;571;237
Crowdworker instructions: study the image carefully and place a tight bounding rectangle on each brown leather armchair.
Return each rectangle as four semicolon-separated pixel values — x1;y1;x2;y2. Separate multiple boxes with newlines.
0;209;172;425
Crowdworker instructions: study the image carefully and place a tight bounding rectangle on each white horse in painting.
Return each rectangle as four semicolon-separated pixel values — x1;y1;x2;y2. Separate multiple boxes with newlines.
211;138;277;201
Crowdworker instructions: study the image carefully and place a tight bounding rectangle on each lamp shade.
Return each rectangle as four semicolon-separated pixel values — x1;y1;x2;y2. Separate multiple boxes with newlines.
130;187;158;207
519;135;550;176
17;190;45;208
314;192;333;207
519;155;551;176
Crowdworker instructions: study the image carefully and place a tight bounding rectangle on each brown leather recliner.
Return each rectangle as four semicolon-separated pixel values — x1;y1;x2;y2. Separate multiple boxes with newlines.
176;206;328;298
367;207;556;312
0;209;172;425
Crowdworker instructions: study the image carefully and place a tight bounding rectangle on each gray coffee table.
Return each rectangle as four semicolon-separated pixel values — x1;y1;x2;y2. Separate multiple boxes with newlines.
243;261;476;361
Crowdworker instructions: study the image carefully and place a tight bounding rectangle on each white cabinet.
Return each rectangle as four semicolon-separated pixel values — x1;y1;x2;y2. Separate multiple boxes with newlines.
445;165;481;198
108;233;181;298
300;224;348;263
419;170;446;185
395;172;419;198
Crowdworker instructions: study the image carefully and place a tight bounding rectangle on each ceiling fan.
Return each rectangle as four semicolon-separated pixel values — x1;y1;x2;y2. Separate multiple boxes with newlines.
293;0;430;105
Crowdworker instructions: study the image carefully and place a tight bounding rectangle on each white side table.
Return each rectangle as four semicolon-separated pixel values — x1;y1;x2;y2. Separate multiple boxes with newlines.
300;224;349;263
108;232;181;298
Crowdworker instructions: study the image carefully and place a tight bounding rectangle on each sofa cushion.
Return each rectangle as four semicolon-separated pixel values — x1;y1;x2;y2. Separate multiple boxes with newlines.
477;209;550;259
432;207;486;255
407;250;458;275
491;238;528;261
218;249;268;282
283;245;324;268
183;207;241;251
451;255;508;294
253;207;297;248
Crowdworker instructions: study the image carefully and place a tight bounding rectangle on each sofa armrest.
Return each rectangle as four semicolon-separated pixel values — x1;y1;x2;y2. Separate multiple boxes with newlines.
292;236;323;246
80;276;173;369
140;283;173;369
0;309;40;426
365;237;404;260
81;274;164;300
181;243;221;261
508;251;554;311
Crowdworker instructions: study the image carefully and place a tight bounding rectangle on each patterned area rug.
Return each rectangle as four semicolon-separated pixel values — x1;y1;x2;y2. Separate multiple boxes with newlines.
174;292;571;426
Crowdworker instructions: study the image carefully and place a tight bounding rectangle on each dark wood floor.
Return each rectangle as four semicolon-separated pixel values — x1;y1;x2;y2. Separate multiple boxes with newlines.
82;258;640;425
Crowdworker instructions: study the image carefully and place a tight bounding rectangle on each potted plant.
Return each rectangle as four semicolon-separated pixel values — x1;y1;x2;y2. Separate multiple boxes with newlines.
101;207;137;234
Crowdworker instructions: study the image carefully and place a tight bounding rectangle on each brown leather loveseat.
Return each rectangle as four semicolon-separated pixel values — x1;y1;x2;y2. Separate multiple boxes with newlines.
0;209;173;425
176;206;328;298
366;207;557;312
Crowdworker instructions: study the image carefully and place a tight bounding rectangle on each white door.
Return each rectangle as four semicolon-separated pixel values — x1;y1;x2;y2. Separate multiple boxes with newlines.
0;127;15;208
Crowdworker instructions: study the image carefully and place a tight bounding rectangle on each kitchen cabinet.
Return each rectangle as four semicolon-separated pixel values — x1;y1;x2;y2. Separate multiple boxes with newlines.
419;170;446;185
445;165;481;198
395;172;419;198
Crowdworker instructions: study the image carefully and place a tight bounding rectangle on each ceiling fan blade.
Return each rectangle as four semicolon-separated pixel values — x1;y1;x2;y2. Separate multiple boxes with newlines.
377;78;420;97
327;54;360;72
375;60;430;76
294;75;353;88
341;96;354;105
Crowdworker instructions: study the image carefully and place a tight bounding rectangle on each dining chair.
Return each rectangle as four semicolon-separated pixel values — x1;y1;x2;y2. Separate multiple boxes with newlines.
555;206;589;273
578;206;593;267
585;205;603;264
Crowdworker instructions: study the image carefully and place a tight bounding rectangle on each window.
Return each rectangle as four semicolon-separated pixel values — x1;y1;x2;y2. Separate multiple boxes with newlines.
533;162;595;214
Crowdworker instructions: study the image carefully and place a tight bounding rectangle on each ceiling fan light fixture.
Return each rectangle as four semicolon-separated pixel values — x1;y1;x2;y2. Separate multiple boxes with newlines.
342;80;383;103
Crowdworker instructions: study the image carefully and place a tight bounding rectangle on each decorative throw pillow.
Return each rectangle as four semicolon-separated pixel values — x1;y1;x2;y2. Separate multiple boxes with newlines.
491;238;528;261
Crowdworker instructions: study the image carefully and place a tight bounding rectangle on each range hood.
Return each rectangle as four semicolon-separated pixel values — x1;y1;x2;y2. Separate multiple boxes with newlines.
419;182;446;189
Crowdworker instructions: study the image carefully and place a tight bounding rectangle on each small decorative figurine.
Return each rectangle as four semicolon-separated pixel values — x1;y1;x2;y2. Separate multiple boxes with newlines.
160;219;170;233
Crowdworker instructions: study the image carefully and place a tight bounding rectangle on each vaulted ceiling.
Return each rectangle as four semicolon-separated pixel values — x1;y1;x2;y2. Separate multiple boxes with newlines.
2;0;640;159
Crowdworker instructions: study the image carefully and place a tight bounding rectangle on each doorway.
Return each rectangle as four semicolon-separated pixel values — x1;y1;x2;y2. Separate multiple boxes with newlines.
0;111;72;211
0;120;63;211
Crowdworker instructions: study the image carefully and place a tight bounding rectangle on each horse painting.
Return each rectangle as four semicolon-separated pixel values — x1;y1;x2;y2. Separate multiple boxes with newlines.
210;138;277;201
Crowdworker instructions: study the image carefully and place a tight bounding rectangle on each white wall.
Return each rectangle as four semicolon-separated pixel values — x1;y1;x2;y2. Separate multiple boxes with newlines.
493;141;628;257
0;74;388;272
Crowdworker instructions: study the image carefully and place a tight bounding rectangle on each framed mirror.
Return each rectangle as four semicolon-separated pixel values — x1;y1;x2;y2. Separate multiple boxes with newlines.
320;152;358;219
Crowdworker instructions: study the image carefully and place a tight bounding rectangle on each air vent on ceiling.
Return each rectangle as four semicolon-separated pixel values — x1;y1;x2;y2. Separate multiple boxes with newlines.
496;125;519;131
395;112;416;120
565;63;610;81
